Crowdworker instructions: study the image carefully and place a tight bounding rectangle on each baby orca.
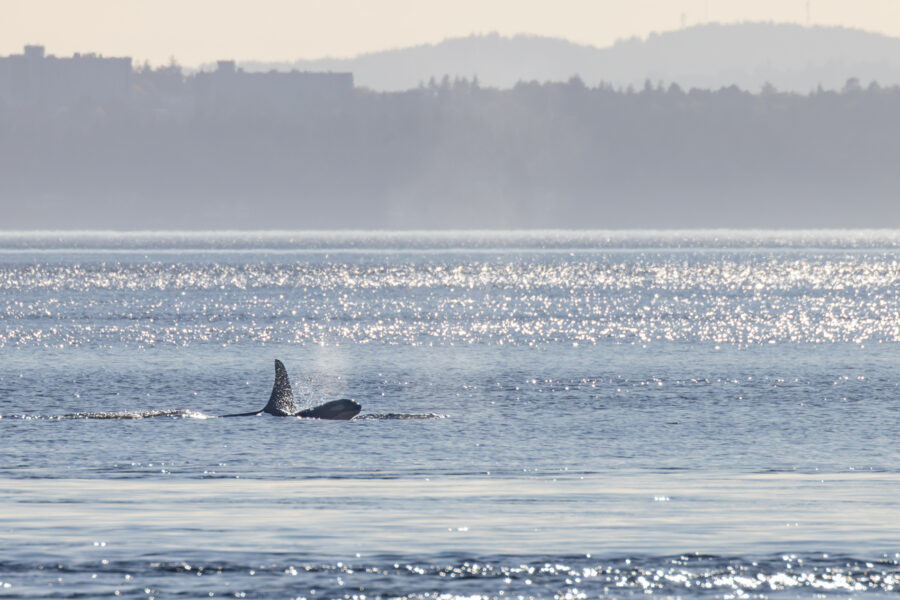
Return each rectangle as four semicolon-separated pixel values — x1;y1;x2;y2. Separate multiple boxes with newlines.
222;359;361;420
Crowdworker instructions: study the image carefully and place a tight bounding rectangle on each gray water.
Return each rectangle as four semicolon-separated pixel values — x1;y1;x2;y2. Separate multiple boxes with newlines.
1;231;898;599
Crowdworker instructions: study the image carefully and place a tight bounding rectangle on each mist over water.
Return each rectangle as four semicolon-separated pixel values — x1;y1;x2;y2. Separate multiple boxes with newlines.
1;232;899;598
6;31;900;231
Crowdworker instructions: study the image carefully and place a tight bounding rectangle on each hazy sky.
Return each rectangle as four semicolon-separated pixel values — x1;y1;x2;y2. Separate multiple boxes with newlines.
3;0;900;65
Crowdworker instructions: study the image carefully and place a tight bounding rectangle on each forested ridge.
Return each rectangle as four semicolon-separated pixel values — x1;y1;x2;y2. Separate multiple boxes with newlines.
2;77;898;229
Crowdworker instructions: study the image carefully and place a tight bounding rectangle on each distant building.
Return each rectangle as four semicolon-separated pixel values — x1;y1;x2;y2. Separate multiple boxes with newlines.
0;45;355;114
0;45;131;108
216;60;237;75
193;59;354;114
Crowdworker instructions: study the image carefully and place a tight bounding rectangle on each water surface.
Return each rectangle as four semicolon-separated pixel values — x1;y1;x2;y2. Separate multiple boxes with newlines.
1;231;899;598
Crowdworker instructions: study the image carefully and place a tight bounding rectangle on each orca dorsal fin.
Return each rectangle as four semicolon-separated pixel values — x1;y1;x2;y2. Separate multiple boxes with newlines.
263;359;297;416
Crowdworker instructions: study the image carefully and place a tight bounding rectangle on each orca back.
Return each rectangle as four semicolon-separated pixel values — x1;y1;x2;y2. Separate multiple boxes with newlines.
296;399;361;420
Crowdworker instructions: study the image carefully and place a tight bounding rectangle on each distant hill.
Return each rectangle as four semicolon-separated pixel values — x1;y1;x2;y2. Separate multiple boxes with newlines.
240;23;900;92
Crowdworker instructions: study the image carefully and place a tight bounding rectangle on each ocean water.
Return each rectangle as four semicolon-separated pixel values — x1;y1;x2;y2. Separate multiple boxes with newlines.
1;230;899;599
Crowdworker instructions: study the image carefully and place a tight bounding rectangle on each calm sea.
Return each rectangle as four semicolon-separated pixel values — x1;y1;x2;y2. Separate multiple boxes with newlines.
1;231;898;599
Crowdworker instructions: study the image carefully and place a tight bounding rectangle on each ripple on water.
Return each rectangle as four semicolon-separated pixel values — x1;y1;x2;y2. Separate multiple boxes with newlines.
2;410;210;420
1;553;898;599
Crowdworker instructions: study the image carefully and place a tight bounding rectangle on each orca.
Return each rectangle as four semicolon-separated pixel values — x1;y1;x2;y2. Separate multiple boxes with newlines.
222;359;361;420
